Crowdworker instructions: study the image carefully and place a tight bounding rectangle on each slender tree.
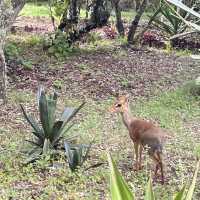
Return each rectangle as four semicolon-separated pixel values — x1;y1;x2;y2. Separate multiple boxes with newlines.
112;0;124;36
0;0;25;104
127;0;148;44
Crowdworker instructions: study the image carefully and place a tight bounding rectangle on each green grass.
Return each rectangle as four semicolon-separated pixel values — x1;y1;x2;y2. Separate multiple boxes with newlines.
0;83;200;199
20;2;151;22
20;2;50;17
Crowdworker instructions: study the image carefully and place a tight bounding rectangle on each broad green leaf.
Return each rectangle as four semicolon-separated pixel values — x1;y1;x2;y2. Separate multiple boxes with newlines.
39;91;57;138
185;161;200;200
82;143;93;164
144;175;155;200
37;85;44;107
107;152;134;200
64;102;85;124
25;146;42;164
166;0;200;18
46;97;57;135
20;104;44;139
61;107;75;122
50;120;63;142
39;91;50;136
53;123;75;145
173;185;186;200
165;0;200;31
64;142;78;171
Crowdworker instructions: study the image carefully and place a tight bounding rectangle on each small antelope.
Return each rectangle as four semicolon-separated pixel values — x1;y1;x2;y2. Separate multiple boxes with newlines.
110;95;167;184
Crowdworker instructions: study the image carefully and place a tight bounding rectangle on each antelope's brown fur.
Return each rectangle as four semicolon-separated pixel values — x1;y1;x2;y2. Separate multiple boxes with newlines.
110;95;167;184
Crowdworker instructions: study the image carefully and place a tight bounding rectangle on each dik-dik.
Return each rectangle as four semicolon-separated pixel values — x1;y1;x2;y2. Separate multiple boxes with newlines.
110;95;167;184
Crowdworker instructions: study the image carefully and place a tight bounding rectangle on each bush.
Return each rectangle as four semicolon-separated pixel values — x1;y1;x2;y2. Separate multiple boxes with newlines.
4;42;20;59
43;31;74;59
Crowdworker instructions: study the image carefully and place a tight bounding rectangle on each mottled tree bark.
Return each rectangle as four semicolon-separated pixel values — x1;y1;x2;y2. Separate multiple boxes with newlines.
0;0;25;104
127;0;147;44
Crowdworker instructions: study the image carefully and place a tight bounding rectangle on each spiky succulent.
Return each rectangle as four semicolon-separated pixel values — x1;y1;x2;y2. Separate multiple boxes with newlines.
64;141;92;171
20;86;85;163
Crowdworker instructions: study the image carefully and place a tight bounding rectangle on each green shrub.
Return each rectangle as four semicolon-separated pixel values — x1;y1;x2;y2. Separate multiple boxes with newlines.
20;86;85;163
21;60;33;70
4;42;20;59
44;31;74;59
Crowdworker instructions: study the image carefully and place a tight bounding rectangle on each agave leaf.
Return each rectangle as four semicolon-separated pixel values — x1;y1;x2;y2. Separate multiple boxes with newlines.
39;91;57;138
107;152;134;200
50;120;63;143
27;145;42;156
20;104;44;140
81;142;93;165
61;107;76;122
55;132;79;146
144;175;155;200
53;123;75;145
37;85;45;107
166;0;200;19
25;146;42;164
165;0;200;31
185;160;200;200
64;102;85;124
25;139;41;147
64;141;78;171
76;146;82;165
153;18;174;35
173;185;186;200
43;138;51;154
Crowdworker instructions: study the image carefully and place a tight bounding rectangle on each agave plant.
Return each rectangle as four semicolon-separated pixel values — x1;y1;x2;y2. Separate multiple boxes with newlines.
20;86;85;163
107;152;199;200
165;0;200;33
151;0;200;36
64;141;92;171
151;1;188;36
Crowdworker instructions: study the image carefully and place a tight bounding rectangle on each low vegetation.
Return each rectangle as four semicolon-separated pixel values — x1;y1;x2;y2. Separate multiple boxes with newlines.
0;0;200;199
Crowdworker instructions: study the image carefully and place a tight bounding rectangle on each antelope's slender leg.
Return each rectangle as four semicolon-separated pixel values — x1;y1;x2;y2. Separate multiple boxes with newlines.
139;144;143;169
151;151;164;184
133;142;139;170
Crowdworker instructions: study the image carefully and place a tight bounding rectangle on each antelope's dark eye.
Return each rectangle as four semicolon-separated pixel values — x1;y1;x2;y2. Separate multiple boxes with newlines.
116;104;121;107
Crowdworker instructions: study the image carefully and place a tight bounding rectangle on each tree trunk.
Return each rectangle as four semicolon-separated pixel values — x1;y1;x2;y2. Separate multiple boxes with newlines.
0;0;25;104
135;0;140;11
127;0;147;44
69;0;79;23
58;0;80;31
0;41;7;104
112;0;124;36
59;0;111;44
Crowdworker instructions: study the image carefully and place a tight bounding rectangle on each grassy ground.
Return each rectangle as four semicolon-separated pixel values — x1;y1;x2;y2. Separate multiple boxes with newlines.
0;82;200;199
20;2;150;21
2;4;200;199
